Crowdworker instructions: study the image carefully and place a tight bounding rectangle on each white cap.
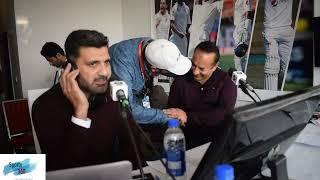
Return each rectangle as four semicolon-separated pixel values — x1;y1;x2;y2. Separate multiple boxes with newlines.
145;39;191;75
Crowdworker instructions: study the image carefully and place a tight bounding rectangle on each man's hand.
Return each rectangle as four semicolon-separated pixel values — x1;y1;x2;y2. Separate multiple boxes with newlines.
60;63;89;119
163;108;187;126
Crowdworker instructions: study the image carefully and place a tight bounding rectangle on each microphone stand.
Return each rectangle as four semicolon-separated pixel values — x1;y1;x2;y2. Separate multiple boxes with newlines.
119;99;146;180
119;99;177;180
116;89;176;180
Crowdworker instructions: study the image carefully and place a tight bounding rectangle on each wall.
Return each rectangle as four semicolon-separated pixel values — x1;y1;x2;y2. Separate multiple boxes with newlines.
121;0;152;39
14;0;124;97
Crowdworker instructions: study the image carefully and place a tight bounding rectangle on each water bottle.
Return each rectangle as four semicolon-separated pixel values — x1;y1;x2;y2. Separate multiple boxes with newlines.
214;164;234;180
164;119;186;180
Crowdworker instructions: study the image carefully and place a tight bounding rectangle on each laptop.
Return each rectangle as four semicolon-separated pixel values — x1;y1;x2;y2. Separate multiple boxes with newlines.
46;161;132;180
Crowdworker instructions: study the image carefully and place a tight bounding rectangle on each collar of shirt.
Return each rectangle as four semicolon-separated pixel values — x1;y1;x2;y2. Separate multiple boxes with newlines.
138;40;153;81
158;10;169;16
186;67;222;88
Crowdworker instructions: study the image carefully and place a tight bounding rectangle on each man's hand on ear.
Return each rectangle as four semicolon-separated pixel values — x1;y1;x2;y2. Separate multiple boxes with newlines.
60;63;89;119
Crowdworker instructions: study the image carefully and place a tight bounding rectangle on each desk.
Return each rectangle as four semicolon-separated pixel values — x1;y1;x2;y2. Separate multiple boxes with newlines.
133;123;320;180
132;143;210;179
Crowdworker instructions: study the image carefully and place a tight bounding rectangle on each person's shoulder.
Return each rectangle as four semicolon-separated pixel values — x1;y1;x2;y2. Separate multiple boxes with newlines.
110;38;147;49
216;69;236;88
32;84;64;110
216;68;229;79
183;2;190;10
174;71;193;84
155;11;161;17
216;68;227;75
172;3;178;10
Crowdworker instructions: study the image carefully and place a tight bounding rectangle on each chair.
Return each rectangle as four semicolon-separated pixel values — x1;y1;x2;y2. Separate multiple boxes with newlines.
2;99;35;153
27;88;49;154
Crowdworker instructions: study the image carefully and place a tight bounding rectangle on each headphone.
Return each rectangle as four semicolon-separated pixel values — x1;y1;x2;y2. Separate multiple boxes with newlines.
66;57;77;70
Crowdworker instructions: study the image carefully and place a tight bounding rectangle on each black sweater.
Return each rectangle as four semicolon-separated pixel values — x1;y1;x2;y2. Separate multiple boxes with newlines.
168;69;237;148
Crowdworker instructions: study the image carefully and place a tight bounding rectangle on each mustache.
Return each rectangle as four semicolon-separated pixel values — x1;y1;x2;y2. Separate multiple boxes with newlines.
94;76;109;82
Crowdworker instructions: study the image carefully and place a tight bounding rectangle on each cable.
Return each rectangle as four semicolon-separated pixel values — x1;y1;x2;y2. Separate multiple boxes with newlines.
248;91;258;103
120;108;145;180
253;90;262;102
240;85;258;103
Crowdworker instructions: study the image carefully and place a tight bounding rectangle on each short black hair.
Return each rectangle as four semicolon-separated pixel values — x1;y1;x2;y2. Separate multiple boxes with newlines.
40;42;65;58
194;41;220;63
64;30;109;63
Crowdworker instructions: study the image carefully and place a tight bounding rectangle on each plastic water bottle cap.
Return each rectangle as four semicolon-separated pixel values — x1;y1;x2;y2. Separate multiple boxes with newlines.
215;164;234;180
168;119;179;128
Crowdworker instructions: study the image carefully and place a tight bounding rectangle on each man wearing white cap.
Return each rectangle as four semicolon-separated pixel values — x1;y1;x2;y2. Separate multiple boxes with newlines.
109;38;191;124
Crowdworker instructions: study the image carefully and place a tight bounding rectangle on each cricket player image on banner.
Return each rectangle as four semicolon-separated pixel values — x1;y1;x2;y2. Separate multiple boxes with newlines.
169;0;194;56
233;0;255;72
246;0;301;91
153;0;171;40
216;0;257;71
188;0;223;58
263;0;300;90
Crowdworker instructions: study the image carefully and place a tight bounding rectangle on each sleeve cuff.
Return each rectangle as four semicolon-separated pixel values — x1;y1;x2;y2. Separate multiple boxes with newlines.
71;116;91;128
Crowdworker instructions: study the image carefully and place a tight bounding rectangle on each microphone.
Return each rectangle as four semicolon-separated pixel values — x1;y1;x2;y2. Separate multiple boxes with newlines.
110;81;130;109
228;68;254;92
228;68;262;103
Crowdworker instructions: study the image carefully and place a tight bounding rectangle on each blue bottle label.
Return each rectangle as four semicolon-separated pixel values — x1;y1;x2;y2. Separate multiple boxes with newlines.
165;139;186;176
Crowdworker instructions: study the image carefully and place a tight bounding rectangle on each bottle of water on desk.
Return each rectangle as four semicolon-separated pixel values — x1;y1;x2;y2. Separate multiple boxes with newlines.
164;119;186;180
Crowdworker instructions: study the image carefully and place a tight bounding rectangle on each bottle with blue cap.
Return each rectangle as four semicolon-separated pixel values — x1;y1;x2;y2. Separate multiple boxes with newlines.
164;119;186;180
214;164;234;180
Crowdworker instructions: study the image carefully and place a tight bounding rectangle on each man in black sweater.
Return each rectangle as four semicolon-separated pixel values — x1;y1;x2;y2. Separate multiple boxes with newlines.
33;30;140;171
165;41;237;149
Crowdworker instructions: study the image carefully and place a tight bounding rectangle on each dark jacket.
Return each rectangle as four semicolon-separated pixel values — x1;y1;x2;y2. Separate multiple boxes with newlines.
167;68;237;149
32;84;142;171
